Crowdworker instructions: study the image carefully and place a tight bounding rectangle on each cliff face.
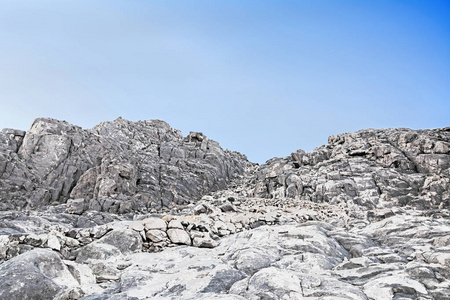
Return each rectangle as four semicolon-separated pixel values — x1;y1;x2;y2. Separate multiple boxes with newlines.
1;118;450;300
0;117;248;212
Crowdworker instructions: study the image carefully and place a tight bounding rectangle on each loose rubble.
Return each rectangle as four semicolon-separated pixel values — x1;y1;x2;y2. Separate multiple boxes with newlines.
1;118;450;300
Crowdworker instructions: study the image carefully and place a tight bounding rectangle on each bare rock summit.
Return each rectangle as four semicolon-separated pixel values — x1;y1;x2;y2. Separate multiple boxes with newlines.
0;117;247;213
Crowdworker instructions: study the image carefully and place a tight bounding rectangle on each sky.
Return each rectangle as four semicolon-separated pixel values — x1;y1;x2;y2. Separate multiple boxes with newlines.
0;0;449;164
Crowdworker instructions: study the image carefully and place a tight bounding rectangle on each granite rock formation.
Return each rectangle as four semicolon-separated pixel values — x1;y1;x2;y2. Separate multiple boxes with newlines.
253;127;450;209
0;118;449;300
0;117;247;212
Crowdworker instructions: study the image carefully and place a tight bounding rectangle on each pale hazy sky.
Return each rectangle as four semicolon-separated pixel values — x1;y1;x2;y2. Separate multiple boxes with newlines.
0;0;449;163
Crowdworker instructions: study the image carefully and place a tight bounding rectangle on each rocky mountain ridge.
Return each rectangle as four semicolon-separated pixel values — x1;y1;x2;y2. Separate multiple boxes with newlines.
0;117;247;212
0;118;449;300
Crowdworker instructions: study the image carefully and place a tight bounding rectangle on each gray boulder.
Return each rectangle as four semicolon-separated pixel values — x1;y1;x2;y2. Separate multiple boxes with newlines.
98;229;142;254
167;228;191;245
75;229;142;263
0;248;77;299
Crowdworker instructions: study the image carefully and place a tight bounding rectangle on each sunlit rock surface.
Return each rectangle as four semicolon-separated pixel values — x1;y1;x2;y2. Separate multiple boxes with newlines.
0;118;449;299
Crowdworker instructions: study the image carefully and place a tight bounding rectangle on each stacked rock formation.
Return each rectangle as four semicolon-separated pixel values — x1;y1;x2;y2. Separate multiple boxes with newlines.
0;118;449;300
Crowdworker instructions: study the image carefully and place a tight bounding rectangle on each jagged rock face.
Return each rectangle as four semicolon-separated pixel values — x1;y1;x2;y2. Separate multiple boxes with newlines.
0;117;247;212
1;120;450;300
254;127;450;209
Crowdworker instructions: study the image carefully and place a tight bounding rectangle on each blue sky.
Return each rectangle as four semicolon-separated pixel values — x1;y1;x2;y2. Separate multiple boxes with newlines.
0;0;449;163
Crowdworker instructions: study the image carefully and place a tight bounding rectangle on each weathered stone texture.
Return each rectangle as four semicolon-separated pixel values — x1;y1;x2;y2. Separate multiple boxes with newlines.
0;117;247;212
253;127;450;209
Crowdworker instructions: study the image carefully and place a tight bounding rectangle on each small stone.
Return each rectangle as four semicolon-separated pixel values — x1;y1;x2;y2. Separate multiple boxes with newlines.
129;221;144;232
78;236;93;245
168;219;184;229
201;196;214;201
139;230;146;241
434;235;450;247
146;230;168;243
0;236;9;260
90;226;108;239
162;215;177;222
180;215;200;223
98;230;142;254
167;229;191;245
189;230;205;239
232;215;249;225
96;274;120;282
227;223;236;233
62;287;84;299
218;229;230;236
192;237;218;248
24;234;46;247
193;204;207;215
250;221;264;229
214;220;227;231
66;199;85;215
219;202;237;212
47;235;61;251
64;260;96;285
142;218;167;231
265;215;276;222
67;229;78;239
64;237;80;248
116;262;132;270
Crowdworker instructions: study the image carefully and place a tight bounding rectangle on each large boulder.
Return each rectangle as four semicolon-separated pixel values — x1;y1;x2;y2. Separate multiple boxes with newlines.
0;248;77;299
75;229;142;263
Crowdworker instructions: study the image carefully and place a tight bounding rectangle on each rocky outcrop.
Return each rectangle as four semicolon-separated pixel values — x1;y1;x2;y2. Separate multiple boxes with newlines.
253;127;450;209
1;118;450;300
0;117;248;212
